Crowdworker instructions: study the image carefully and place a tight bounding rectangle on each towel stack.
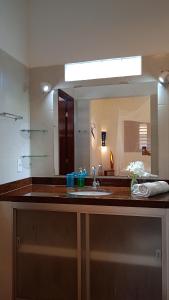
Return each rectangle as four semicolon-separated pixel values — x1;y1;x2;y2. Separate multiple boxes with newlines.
132;181;169;197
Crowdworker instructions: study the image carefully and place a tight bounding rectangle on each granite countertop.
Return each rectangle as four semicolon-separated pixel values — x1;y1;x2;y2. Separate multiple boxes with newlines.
1;184;169;208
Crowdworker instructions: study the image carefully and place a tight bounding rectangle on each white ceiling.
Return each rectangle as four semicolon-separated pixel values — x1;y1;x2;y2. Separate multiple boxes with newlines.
2;0;168;67
0;0;29;66
29;0;169;67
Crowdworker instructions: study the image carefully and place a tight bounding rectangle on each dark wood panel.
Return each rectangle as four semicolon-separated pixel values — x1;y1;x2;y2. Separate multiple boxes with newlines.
32;176;66;185
1;181;169;208
32;176;131;187
58;95;67;174
32;176;169;187
91;262;161;300
58;89;74;175
1;176;168;192
0;177;32;194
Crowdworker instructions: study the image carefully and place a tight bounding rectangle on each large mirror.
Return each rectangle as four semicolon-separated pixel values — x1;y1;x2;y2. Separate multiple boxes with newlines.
30;53;169;178
53;81;158;176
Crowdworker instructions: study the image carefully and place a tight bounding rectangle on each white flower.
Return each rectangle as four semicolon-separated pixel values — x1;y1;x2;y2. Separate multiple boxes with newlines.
126;161;158;178
126;161;145;177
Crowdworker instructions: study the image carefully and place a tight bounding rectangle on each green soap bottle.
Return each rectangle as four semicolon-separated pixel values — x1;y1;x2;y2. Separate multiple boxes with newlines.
77;168;85;187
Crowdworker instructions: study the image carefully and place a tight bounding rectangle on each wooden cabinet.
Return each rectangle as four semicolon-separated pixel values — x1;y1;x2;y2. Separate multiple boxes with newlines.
88;214;162;300
15;210;79;300
14;207;164;300
0;202;13;300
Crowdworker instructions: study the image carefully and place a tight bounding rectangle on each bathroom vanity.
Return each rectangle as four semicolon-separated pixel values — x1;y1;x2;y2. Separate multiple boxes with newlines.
0;177;169;300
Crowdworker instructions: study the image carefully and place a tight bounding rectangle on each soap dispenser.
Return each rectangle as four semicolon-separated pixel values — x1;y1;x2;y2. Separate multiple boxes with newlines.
77;168;85;187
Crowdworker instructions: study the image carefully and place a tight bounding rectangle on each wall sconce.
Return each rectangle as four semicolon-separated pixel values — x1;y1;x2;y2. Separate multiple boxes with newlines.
158;70;169;86
40;82;52;93
101;131;106;146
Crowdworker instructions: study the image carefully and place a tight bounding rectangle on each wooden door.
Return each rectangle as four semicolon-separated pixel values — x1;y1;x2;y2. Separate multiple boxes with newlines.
58;89;74;174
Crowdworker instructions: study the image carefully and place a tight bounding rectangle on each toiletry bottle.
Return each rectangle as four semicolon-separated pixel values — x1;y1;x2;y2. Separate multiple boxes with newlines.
83;168;88;176
77;168;85;187
66;173;74;187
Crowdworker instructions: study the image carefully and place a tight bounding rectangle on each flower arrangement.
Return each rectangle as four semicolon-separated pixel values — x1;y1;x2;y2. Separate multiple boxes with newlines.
126;161;145;192
126;161;145;177
126;161;158;193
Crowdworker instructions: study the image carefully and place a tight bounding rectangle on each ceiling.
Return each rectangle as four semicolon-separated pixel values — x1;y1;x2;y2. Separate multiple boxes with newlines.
29;0;169;67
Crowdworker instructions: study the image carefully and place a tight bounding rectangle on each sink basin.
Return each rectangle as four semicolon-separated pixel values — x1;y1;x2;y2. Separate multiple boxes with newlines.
68;190;112;196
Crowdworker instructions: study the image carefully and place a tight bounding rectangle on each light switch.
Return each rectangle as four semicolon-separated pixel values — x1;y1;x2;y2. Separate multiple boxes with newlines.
17;158;23;172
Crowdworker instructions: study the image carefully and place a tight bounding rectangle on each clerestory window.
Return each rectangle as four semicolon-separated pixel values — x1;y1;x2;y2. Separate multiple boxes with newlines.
65;56;142;82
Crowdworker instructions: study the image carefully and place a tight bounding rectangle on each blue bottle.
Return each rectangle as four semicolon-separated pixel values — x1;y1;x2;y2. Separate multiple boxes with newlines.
66;173;74;187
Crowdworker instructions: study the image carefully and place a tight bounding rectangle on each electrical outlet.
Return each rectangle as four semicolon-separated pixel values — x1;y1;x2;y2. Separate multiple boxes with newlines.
17;158;23;172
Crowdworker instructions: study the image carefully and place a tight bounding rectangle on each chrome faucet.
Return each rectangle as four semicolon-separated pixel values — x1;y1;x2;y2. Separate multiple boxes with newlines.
91;166;100;188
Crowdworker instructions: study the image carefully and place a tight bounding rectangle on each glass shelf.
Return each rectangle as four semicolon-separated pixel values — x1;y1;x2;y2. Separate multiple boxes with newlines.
0;112;23;121
21;129;48;133
21;155;48;158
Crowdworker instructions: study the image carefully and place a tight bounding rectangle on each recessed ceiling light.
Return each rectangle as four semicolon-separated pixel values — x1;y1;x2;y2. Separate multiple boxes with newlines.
159;70;169;85
40;82;52;93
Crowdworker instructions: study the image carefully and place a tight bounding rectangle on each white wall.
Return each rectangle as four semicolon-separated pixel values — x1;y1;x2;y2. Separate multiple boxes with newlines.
0;0;29;66
158;83;169;178
0;50;30;184
30;90;55;177
29;65;65;177
0;0;30;184
29;0;169;67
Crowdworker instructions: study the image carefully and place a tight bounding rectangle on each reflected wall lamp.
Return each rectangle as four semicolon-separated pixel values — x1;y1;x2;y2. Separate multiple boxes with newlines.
101;131;107;146
40;82;52;93
158;70;169;86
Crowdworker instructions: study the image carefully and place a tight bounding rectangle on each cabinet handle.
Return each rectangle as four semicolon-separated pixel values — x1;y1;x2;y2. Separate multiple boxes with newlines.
16;236;21;249
85;214;90;300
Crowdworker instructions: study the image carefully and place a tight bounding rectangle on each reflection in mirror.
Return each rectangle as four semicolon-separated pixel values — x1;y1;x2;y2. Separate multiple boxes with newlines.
89;97;151;176
75;96;155;176
54;82;158;176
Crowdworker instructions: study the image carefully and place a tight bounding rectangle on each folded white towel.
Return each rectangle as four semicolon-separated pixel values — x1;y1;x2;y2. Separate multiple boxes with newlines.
132;181;169;197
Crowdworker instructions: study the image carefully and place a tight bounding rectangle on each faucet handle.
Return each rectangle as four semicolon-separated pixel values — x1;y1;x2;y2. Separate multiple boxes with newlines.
93;179;100;188
96;180;100;187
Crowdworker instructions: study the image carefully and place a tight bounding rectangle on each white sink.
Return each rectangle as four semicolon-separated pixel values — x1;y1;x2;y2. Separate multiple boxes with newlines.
68;190;112;196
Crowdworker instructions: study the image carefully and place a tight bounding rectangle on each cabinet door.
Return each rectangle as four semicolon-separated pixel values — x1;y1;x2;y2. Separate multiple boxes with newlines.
15;210;78;300
87;214;162;300
0;202;13;300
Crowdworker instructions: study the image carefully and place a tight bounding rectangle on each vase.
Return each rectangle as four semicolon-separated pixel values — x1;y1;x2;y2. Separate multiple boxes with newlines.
130;175;138;193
